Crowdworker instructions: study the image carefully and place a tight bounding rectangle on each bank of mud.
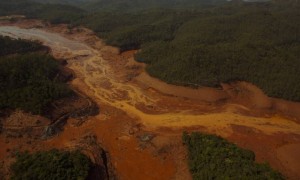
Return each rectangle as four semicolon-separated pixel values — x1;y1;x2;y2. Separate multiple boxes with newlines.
0;19;300;179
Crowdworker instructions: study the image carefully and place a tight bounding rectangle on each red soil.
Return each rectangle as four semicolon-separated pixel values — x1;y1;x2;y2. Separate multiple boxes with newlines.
1;19;300;179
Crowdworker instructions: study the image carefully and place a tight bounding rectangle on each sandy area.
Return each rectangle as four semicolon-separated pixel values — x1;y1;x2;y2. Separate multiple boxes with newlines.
0;19;300;179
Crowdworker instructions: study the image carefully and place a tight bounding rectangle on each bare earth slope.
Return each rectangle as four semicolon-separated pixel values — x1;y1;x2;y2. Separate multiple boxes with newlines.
0;20;300;179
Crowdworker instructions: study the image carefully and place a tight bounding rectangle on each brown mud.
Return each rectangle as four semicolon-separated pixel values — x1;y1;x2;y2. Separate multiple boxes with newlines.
0;19;300;179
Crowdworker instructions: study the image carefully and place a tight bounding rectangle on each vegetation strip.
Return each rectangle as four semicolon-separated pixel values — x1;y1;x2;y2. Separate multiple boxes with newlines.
10;149;92;180
183;132;284;179
0;36;72;115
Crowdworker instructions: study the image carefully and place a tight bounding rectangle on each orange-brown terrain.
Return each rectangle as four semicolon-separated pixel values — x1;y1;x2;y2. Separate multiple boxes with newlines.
0;19;300;179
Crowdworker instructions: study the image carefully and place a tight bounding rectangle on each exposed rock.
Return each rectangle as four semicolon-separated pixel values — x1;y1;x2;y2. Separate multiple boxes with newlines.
138;133;155;142
70;101;99;119
72;134;116;180
43;125;60;139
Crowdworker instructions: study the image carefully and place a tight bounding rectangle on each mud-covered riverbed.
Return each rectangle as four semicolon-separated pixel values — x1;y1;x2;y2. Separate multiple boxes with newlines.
1;22;300;179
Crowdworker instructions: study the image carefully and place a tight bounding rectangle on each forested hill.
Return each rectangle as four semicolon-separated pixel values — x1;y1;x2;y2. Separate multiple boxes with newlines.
0;0;84;24
0;36;46;56
27;0;228;11
77;1;300;101
0;36;72;114
0;0;299;101
80;0;227;12
31;0;97;6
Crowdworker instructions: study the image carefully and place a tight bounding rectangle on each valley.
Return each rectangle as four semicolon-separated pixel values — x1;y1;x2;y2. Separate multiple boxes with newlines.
0;20;300;179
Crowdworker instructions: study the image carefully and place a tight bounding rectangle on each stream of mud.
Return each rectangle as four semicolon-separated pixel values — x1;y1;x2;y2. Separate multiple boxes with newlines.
1;24;300;179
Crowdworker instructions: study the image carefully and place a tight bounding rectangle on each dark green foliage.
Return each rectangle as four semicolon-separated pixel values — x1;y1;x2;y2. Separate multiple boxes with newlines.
0;0;299;101
76;1;300;101
78;10;191;51
0;36;72;114
135;3;300;101
0;0;84;24
0;36;45;56
10;149;91;180
80;0;227;12
0;54;72;114
27;4;84;24
29;0;228;11
183;132;284;179
32;0;97;6
0;0;41;16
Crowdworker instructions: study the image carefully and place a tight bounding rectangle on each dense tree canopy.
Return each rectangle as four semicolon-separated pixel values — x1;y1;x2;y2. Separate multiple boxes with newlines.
0;0;84;24
10;149;91;180
0;0;299;101
0;54;72;114
0;36;72;114
77;1;300;101
183;132;284;179
0;36;45;56
135;3;300;100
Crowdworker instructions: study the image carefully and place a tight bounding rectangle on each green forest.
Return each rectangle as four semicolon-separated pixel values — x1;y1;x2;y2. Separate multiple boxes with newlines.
0;0;299;101
0;36;46;56
0;36;72;114
0;0;83;24
10;149;91;180
182;132;284;179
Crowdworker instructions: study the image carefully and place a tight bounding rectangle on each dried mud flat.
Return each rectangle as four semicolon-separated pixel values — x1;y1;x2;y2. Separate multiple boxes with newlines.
0;19;300;179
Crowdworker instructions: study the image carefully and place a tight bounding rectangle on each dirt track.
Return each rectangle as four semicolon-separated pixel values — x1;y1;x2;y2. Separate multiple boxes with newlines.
0;21;300;179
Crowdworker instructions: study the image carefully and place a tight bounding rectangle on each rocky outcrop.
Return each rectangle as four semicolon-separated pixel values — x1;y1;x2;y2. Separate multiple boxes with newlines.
72;134;116;180
42;100;99;139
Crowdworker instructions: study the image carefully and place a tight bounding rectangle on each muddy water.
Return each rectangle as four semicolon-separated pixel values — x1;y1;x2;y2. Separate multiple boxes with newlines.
1;26;299;134
1;25;300;179
0;26;90;51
